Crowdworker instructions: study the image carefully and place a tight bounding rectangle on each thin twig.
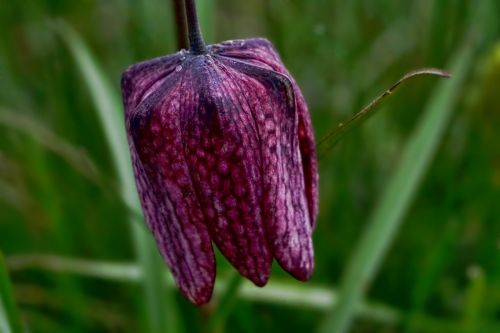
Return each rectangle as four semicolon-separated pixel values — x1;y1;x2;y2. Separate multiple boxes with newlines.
172;0;188;49
317;68;451;159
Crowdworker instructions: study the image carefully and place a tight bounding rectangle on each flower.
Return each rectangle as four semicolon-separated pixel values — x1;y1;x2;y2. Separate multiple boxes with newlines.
121;37;318;305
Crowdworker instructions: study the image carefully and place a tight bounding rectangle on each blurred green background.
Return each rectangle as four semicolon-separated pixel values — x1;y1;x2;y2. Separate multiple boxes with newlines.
0;0;499;332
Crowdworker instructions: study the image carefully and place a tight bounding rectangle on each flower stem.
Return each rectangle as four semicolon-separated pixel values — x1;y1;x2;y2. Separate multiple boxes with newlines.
184;0;207;54
172;0;188;50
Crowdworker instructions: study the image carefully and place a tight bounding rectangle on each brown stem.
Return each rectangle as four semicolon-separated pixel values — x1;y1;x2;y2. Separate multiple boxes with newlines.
172;0;188;50
184;0;207;54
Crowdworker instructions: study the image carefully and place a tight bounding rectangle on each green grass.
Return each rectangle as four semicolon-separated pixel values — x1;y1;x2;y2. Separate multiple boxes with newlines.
57;21;181;333
0;252;23;333
319;35;476;333
0;1;499;332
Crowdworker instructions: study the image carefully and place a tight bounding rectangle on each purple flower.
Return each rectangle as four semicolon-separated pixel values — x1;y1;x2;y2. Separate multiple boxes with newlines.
121;1;317;305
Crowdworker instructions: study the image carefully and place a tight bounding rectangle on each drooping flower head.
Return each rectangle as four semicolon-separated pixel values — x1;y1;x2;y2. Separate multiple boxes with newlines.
121;0;318;304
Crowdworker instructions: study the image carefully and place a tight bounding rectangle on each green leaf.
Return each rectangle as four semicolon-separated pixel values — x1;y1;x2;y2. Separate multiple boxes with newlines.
318;40;476;333
55;21;182;333
0;251;23;333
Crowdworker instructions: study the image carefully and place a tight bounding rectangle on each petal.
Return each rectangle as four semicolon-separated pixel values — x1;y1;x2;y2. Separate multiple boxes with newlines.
211;38;278;70
123;65;215;305
296;95;319;226
215;39;319;226
122;53;183;112
181;56;272;286
219;56;314;281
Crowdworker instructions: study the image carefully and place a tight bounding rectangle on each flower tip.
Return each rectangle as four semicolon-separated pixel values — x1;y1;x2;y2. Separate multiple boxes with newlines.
251;274;270;287
283;261;315;282
184;288;214;306
292;270;314;282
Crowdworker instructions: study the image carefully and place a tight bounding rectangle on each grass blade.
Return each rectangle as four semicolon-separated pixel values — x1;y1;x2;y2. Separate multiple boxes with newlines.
208;273;244;332
462;266;486;333
6;254;396;323
317;68;450;159
55;22;181;333
318;41;476;333
0;107;99;182
8;254;500;333
0;251;23;333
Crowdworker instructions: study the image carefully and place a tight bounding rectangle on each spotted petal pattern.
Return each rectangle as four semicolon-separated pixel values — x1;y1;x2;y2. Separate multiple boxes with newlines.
121;38;318;305
213;39;319;224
